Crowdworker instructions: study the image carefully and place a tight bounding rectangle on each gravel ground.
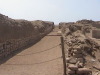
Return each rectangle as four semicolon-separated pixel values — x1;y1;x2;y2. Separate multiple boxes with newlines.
0;28;63;75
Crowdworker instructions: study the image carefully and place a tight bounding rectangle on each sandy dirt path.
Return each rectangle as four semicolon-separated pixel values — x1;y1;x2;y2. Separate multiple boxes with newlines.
0;28;63;75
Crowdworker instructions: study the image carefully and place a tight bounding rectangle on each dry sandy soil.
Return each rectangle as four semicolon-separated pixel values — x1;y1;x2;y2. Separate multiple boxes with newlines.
0;28;63;75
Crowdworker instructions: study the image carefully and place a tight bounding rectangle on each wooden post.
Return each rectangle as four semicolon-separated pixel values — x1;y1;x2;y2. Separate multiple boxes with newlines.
60;36;66;75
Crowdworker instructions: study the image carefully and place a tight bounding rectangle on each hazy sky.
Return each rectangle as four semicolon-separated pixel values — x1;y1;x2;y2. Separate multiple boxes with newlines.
0;0;100;24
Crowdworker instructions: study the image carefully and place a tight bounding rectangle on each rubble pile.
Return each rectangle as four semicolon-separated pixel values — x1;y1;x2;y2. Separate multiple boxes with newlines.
59;22;68;29
76;19;94;24
63;24;100;75
76;19;100;28
59;22;74;29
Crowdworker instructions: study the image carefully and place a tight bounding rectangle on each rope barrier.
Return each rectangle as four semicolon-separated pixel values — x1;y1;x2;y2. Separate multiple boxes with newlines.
16;44;61;56
46;35;61;36
4;56;62;65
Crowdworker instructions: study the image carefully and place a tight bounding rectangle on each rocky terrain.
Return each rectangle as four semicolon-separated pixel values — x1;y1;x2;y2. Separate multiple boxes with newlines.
59;20;100;75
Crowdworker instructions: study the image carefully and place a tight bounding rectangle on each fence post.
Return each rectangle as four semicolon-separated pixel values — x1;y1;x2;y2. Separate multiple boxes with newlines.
60;36;66;75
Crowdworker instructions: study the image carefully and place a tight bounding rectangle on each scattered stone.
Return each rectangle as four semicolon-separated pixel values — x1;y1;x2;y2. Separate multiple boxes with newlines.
91;59;96;62
73;54;83;58
77;58;85;63
68;64;78;70
76;61;84;68
69;58;77;64
77;68;92;74
93;65;100;71
66;57;70;63
67;69;75;74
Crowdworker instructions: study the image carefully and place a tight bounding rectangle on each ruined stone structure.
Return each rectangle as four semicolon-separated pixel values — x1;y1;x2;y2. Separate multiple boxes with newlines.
60;23;100;75
0;13;54;59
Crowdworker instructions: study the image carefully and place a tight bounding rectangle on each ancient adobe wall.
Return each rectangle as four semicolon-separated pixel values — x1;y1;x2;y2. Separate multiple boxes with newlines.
0;14;54;59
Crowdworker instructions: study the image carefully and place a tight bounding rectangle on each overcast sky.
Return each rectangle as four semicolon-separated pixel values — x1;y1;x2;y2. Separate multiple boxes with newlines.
0;0;100;24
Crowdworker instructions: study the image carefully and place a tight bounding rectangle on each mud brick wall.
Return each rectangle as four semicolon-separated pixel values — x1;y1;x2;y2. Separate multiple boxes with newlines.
0;14;54;59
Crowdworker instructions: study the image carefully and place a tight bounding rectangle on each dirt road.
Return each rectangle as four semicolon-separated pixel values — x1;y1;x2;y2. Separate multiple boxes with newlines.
0;28;63;75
